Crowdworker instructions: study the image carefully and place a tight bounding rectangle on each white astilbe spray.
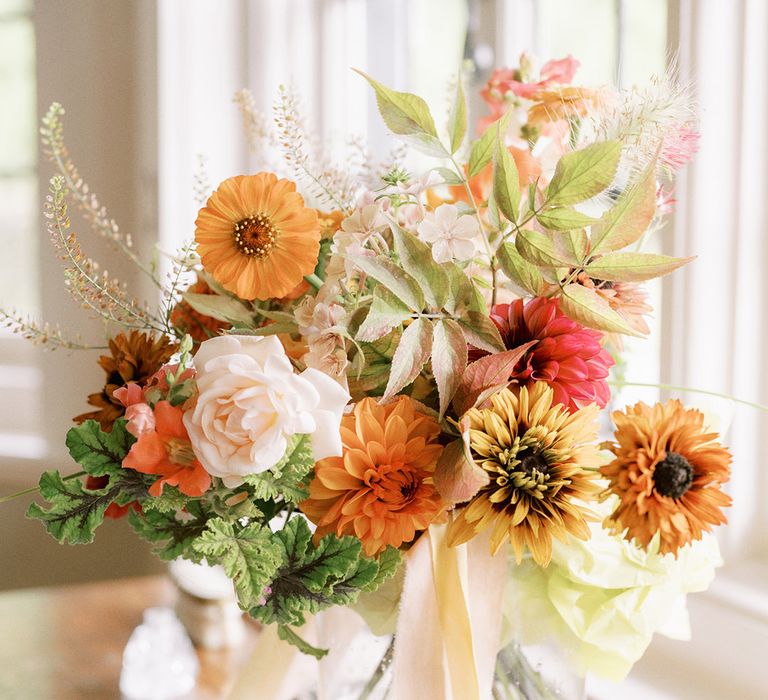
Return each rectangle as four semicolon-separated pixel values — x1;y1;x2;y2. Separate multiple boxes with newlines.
274;85;357;211
234;88;281;170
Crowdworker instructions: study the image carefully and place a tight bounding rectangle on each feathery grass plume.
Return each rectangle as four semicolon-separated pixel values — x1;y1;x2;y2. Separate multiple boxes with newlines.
234;88;278;161
161;241;198;336
40;103;159;285
347;134;407;191
0;308;104;350
45;176;165;333
273;85;357;211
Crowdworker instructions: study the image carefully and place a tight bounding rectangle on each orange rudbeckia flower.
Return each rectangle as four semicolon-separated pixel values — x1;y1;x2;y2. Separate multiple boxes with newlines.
195;173;321;301
123;400;211;497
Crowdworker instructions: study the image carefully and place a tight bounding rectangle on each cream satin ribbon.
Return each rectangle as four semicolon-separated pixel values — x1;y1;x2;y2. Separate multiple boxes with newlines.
391;524;508;700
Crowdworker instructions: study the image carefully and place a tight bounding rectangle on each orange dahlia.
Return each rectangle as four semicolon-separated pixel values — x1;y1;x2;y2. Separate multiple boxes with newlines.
74;331;177;431
195;173;321;301
600;400;732;556
301;396;447;556
447;382;601;566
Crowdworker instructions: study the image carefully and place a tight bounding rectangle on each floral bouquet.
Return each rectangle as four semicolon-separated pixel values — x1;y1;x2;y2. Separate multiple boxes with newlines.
3;53;732;699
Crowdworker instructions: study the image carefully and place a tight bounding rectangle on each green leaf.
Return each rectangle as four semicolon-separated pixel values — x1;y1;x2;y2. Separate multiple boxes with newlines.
452;342;537;415
277;625;329;660
193;518;284;609
182;291;254;326
348;328;402;398
354;69;444;157
66;420;135;477
515;229;575;268
589;164;657;253
556;229;589;267
447;74;468;154
27;472;112;545
496;242;546;296
468;110;513;178
382;317;433;400
129;501;210;561
253;517;381;627
585;252;693;282
457;311;506;354
362;547;402;592
536;207;597;231
546;141;622;206
347;254;425;311
442;262;478;315
392;226;449;309
356;286;412;343
243;434;315;504
434;166;464;186
140;485;187;514
431;319;468;419
559;284;642;336
493;130;520;223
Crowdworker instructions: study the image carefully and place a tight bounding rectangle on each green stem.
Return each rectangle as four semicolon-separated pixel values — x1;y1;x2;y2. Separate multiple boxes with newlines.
611;381;768;414
304;273;323;291
0;471;87;504
357;637;395;700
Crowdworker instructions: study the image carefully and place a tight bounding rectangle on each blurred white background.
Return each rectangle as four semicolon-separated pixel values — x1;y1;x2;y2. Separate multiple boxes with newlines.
0;1;766;698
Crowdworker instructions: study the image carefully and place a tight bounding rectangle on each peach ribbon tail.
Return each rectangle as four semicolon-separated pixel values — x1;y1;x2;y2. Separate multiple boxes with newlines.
390;524;508;700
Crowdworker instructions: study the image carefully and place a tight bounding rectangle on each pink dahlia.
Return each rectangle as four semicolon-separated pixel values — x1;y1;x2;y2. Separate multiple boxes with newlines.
472;297;614;411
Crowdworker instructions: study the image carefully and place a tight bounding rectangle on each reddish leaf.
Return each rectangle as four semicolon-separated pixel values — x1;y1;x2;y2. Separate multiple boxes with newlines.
452;341;537;415
434;439;489;505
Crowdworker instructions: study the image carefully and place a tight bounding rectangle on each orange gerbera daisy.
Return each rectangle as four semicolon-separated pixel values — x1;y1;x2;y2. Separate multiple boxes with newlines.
195;173;321;301
123;400;211;497
447;382;601;566
301;396;447;556
74;331;177;431
600;400;732;556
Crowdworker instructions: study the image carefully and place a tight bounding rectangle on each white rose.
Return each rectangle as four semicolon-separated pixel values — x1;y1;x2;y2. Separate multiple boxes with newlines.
184;335;350;487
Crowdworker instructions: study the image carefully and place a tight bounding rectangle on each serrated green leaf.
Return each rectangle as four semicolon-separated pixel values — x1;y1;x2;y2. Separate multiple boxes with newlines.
546;141;621;206
243;434;315;504
431;319;468;419
457;311;505;353
392;226;449;309
129;502;210;561
434;166;464;185
496;242;546;296
447;74;467;154
556;229;589;267
356;286;411;342
348;328;402;398
354;69;445;157
468;110;513;178
516;229;575;268
182;292;254;326
140;485;187;513
193;518;284;609
382;317;433;400
347;254;425;311
442;262;476;315
66;419;135;477
589;164;657;254
536;207;598;231
493;132;520;223
584;252;693;282
559;284;641;336
277;625;329;659
362;547;402;592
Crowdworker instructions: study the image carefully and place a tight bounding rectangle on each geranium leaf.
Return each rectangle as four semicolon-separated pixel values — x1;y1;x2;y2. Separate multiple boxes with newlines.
559;284;642;335
382;317;433;400
431;319;468;419
433;439;489;504
277;625;329;660
452;341;536;415
193;518;284;609
66;419;135;477
585;252;693;282
546;141;621;206
447;74;468;154
347;253;425;311
589;164;658;253
182;292;254;326
129;501;211;562
516;229;576;267
468;110;513;178
496;242;546;296
356;286;412;342
391;226;449;309
243;434;315;504
536;207;598;231
457;311;506;354
493;129;520;222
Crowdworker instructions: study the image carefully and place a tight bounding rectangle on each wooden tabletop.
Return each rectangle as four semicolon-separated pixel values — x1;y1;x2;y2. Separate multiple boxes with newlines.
0;576;259;700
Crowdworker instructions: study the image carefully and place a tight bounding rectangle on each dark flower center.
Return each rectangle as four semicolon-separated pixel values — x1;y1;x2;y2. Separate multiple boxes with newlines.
234;213;278;257
653;451;694;499
519;452;549;477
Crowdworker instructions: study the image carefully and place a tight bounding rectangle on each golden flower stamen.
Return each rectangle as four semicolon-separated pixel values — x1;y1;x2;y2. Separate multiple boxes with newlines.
233;213;278;257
